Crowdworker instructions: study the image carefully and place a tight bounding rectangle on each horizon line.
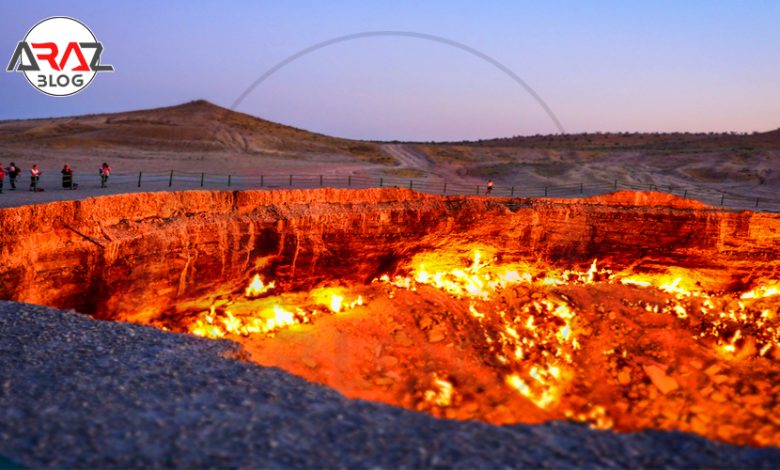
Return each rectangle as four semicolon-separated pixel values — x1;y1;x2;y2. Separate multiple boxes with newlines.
0;98;777;143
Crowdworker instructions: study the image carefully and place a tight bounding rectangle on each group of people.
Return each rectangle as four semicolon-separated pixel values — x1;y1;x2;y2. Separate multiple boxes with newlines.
3;163;492;195
0;162;111;193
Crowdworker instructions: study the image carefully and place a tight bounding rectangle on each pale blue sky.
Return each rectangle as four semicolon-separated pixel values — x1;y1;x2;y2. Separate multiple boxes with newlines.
1;1;778;140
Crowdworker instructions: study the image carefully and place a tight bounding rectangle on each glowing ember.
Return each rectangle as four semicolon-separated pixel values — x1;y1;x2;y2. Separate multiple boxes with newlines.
245;274;276;297
741;283;780;300
424;373;454;407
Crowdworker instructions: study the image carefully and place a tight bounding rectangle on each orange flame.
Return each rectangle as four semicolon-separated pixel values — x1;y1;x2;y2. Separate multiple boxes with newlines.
160;246;779;433
245;274;275;297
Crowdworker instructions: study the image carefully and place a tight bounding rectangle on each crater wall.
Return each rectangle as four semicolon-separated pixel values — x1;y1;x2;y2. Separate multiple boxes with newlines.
0;189;777;322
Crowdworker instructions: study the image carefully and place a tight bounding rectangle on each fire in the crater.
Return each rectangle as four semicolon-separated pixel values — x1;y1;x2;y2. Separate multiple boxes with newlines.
154;247;779;447
245;274;275;298
182;281;365;339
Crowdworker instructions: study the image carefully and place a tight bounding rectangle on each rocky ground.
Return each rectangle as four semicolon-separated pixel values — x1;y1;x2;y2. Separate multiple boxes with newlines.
1;302;779;468
224;280;780;447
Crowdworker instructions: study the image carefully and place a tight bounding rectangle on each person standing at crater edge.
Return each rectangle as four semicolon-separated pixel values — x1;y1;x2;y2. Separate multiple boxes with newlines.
486;179;494;195
6;162;19;190
62;164;74;189
100;162;111;188
30;164;41;191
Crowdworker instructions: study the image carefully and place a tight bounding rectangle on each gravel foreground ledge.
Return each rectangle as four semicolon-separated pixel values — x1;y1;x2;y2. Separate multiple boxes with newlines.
1;302;778;469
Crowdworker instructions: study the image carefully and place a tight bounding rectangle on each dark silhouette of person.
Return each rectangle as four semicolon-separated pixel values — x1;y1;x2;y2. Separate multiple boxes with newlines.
61;164;74;189
6;162;19;190
486;179;494;195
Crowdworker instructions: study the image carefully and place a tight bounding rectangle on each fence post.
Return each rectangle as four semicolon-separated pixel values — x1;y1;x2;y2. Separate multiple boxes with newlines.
409;180;413;190
476;185;480;195
200;172;204;187
380;178;383;187
228;175;232;187
289;175;293;186
169;170;173;187
443;182;447;194
755;198;760;208
614;179;617;190
580;183;583;194
720;192;724;206
260;175;264;187
137;172;142;188
683;189;687;199
320;175;323;187
510;186;514;197
544;186;548;197
348;175;351;187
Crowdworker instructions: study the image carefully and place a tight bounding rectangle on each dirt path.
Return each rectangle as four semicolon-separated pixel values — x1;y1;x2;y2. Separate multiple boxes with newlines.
381;144;449;180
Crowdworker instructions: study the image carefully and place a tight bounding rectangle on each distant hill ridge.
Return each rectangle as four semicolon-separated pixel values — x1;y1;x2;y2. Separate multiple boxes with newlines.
0;100;391;161
0;100;777;153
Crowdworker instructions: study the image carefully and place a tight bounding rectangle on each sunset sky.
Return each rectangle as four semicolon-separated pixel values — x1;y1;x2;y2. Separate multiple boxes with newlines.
2;1;778;140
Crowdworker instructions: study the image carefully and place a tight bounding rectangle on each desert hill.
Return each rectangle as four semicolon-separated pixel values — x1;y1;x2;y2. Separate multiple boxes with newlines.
0;100;386;157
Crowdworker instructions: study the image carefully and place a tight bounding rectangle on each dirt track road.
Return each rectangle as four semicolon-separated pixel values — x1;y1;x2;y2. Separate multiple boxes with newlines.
381;144;448;180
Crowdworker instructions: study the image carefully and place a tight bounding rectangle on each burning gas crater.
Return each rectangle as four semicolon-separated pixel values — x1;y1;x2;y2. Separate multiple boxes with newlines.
1;189;778;448
154;248;780;447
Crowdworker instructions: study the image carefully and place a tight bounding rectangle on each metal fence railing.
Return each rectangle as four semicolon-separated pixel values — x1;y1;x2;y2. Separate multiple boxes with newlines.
5;170;779;213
